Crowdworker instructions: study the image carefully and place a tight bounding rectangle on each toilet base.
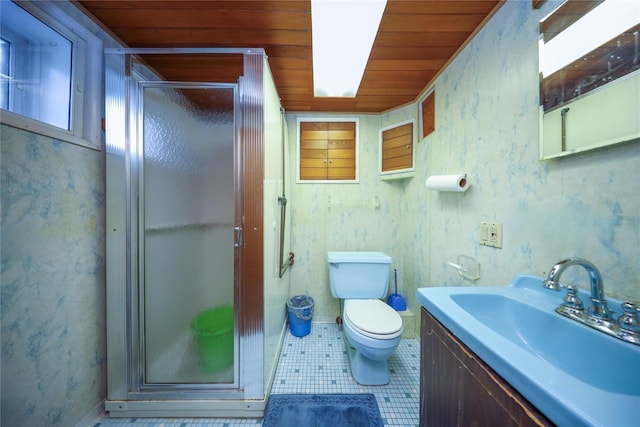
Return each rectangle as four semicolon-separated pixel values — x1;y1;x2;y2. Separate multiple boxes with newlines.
347;344;390;386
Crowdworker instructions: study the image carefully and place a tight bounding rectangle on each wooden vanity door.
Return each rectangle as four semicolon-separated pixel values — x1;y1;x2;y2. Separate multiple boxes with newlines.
420;308;553;426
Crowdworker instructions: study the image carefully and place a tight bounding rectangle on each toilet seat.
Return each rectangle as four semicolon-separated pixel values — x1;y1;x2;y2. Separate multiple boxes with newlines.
344;299;403;340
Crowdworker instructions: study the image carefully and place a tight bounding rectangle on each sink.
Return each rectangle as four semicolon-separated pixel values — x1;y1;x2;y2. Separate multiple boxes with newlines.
451;293;639;395
417;275;640;427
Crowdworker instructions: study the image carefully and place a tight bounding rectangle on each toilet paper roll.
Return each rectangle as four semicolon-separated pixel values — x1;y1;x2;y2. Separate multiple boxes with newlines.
425;174;469;192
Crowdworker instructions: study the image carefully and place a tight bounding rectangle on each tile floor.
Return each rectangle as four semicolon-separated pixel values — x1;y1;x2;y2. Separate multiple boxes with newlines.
93;322;420;426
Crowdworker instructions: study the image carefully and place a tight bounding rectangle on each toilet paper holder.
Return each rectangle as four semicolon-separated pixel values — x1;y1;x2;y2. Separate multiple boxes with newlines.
447;255;480;281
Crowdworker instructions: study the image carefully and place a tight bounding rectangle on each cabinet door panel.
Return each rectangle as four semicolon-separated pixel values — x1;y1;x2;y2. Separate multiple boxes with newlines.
381;121;413;173
420;308;553;427
300;168;327;180
328;168;355;180
422;323;463;425
300;139;328;150
328;140;355;151
328;148;355;159
299;120;357;181
300;149;327;159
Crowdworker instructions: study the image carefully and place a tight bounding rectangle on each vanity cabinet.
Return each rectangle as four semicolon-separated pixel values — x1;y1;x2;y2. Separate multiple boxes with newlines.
420;308;553;426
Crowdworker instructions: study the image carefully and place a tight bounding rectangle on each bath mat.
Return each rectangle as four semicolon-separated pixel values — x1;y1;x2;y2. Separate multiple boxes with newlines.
263;393;383;427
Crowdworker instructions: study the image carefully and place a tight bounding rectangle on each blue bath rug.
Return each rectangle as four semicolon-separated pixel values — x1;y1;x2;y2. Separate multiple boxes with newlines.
263;393;383;427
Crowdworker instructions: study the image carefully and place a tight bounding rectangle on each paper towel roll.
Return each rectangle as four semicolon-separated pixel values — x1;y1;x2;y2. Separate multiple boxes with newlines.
425;174;469;192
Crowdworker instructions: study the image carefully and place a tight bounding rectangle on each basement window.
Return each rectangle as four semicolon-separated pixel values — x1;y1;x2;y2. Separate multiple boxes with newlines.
0;1;102;149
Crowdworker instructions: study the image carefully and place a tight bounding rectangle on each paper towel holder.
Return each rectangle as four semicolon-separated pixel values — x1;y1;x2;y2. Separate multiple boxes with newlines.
425;173;469;192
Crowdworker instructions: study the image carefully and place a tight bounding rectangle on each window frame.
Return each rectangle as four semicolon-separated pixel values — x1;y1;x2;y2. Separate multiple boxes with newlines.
0;37;12;111
296;117;360;184
0;1;102;150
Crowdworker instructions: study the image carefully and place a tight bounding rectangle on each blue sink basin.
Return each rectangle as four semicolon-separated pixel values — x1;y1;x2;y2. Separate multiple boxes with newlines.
451;293;639;396
417;275;640;427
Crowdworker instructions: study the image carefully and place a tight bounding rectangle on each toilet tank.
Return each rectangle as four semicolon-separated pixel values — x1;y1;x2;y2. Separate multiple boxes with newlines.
327;251;392;299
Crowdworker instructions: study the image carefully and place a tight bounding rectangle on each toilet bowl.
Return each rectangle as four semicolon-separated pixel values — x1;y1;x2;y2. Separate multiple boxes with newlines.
342;299;403;385
327;252;403;386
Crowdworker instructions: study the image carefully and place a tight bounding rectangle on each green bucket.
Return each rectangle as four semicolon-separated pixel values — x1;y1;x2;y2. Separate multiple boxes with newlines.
191;305;234;373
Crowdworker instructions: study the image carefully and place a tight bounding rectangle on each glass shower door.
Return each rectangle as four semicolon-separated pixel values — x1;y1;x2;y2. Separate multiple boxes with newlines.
140;83;238;385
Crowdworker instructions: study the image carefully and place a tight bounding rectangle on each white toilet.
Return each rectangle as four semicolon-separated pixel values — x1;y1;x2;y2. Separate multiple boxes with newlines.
328;251;403;385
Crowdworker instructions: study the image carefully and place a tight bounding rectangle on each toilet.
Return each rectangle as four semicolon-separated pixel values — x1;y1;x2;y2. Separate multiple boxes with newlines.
328;251;403;385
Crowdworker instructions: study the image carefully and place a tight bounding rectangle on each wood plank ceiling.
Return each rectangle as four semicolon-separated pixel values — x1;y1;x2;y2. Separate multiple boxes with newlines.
76;0;502;114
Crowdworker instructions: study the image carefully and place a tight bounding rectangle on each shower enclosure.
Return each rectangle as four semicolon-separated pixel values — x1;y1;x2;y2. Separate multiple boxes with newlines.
104;48;285;417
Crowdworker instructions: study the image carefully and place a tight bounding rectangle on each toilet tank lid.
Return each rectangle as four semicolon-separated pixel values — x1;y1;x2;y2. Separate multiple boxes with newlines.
327;251;392;264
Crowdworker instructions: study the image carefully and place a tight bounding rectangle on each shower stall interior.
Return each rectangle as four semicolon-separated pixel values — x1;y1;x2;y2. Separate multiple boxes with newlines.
104;48;289;418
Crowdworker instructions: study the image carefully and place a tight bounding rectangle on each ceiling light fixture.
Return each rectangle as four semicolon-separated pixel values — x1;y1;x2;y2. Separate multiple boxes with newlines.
539;0;640;78
311;0;387;97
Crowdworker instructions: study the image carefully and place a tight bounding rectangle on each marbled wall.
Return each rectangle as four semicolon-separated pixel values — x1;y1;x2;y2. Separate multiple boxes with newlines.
286;0;640;326
401;0;640;322
1;125;106;426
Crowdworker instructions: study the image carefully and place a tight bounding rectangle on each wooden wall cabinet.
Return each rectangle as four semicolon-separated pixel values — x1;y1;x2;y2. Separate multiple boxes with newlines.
420;307;553;426
299;120;356;181
381;121;414;174
419;91;435;139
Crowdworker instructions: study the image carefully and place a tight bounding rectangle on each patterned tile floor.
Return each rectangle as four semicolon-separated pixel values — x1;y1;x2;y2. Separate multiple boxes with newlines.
94;322;420;426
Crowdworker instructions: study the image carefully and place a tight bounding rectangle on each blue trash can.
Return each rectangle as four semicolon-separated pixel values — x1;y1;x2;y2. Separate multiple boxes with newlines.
287;295;314;337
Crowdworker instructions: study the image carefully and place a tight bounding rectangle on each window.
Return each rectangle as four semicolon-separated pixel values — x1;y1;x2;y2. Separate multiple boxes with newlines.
0;1;102;149
298;119;358;182
0;38;10;109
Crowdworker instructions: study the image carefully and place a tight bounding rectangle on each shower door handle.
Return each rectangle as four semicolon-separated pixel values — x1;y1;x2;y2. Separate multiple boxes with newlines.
234;226;243;248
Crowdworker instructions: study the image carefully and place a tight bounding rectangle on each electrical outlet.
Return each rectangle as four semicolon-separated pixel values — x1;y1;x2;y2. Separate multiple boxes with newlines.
488;222;502;248
480;221;503;249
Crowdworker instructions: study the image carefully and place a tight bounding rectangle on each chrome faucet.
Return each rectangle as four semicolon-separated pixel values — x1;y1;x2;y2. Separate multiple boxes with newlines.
543;257;640;345
544;257;611;319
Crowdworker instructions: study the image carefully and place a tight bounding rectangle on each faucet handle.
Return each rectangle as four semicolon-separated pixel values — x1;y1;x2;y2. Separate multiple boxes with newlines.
543;278;565;291
618;302;640;333
561;285;584;310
